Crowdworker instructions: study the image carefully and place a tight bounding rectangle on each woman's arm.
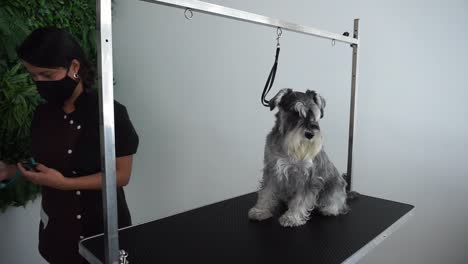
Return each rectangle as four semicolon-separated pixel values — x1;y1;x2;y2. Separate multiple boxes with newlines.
63;155;134;190
18;155;134;190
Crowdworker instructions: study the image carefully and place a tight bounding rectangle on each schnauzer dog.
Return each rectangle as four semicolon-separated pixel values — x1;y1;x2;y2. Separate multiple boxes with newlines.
248;89;350;227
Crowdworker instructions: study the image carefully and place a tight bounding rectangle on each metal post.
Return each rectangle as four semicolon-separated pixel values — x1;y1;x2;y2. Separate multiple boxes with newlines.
346;19;360;191
96;0;120;263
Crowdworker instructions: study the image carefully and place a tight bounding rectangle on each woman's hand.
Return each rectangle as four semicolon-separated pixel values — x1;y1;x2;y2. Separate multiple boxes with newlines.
17;163;70;190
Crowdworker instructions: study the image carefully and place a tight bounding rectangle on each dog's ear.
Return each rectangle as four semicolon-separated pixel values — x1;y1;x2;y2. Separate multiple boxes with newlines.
306;90;326;119
269;88;292;111
317;94;326;118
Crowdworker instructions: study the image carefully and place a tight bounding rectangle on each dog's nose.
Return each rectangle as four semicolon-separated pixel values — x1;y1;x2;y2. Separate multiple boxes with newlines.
304;131;314;139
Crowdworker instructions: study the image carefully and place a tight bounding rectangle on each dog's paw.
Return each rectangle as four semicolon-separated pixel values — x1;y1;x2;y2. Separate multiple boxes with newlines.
278;213;307;227
320;205;340;216
248;207;273;221
320;203;349;216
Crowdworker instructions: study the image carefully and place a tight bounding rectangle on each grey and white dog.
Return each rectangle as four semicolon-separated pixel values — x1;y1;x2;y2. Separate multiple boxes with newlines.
248;89;349;227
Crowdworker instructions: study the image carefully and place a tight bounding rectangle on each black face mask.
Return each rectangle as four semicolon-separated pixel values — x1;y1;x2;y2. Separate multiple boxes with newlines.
35;70;78;105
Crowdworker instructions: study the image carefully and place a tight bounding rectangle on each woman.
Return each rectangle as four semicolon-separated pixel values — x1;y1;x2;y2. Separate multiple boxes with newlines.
0;27;139;263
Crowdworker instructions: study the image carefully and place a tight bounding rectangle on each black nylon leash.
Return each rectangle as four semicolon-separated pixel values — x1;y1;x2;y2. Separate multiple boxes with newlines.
262;27;282;108
261;46;280;107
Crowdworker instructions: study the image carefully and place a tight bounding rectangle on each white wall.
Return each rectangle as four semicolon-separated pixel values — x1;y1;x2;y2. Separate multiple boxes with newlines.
1;0;467;263
113;1;468;263
0;198;46;264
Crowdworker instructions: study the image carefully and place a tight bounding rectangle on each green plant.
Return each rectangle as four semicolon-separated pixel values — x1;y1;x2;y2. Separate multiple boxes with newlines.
0;0;97;212
0;63;42;212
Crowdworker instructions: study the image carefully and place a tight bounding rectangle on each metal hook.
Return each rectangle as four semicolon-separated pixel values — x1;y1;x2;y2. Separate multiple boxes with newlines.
276;27;282;47
184;8;193;20
119;250;129;264
331;39;336;47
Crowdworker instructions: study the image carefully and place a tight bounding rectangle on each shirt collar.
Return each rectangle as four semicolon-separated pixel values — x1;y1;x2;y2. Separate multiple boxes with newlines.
75;89;98;109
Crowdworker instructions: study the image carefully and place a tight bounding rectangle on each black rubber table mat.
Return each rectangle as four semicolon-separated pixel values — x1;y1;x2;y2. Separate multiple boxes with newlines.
80;192;413;264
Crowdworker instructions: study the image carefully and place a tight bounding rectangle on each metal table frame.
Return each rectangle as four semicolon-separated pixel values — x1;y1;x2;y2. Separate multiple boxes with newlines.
95;0;360;263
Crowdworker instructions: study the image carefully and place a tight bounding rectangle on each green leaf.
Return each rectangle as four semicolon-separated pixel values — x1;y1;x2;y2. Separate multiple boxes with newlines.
0;0;101;212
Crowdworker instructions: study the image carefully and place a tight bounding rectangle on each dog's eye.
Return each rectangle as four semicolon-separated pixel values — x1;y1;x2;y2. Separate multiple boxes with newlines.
293;111;304;118
291;110;306;118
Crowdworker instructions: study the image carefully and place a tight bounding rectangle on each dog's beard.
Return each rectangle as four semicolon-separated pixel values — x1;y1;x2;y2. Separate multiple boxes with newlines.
283;128;323;161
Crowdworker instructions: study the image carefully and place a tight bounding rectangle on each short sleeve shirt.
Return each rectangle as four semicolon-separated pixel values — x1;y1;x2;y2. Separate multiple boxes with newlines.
31;89;139;263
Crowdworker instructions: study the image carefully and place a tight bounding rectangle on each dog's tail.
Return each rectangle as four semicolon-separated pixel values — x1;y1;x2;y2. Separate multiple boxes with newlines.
346;191;360;201
342;173;360;201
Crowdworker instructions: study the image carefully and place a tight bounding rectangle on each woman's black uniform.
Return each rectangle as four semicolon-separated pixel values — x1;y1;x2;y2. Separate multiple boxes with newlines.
31;89;139;263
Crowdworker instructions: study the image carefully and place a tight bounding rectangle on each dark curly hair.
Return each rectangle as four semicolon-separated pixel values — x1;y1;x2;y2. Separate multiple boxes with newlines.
16;27;95;89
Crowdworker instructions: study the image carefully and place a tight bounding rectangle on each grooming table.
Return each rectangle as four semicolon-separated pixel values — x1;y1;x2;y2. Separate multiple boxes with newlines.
79;192;414;264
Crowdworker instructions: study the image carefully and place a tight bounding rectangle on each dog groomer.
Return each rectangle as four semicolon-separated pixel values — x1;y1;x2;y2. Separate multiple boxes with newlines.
0;27;139;264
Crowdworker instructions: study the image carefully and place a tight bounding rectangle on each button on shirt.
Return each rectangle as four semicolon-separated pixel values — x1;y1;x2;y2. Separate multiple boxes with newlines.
31;90;139;264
